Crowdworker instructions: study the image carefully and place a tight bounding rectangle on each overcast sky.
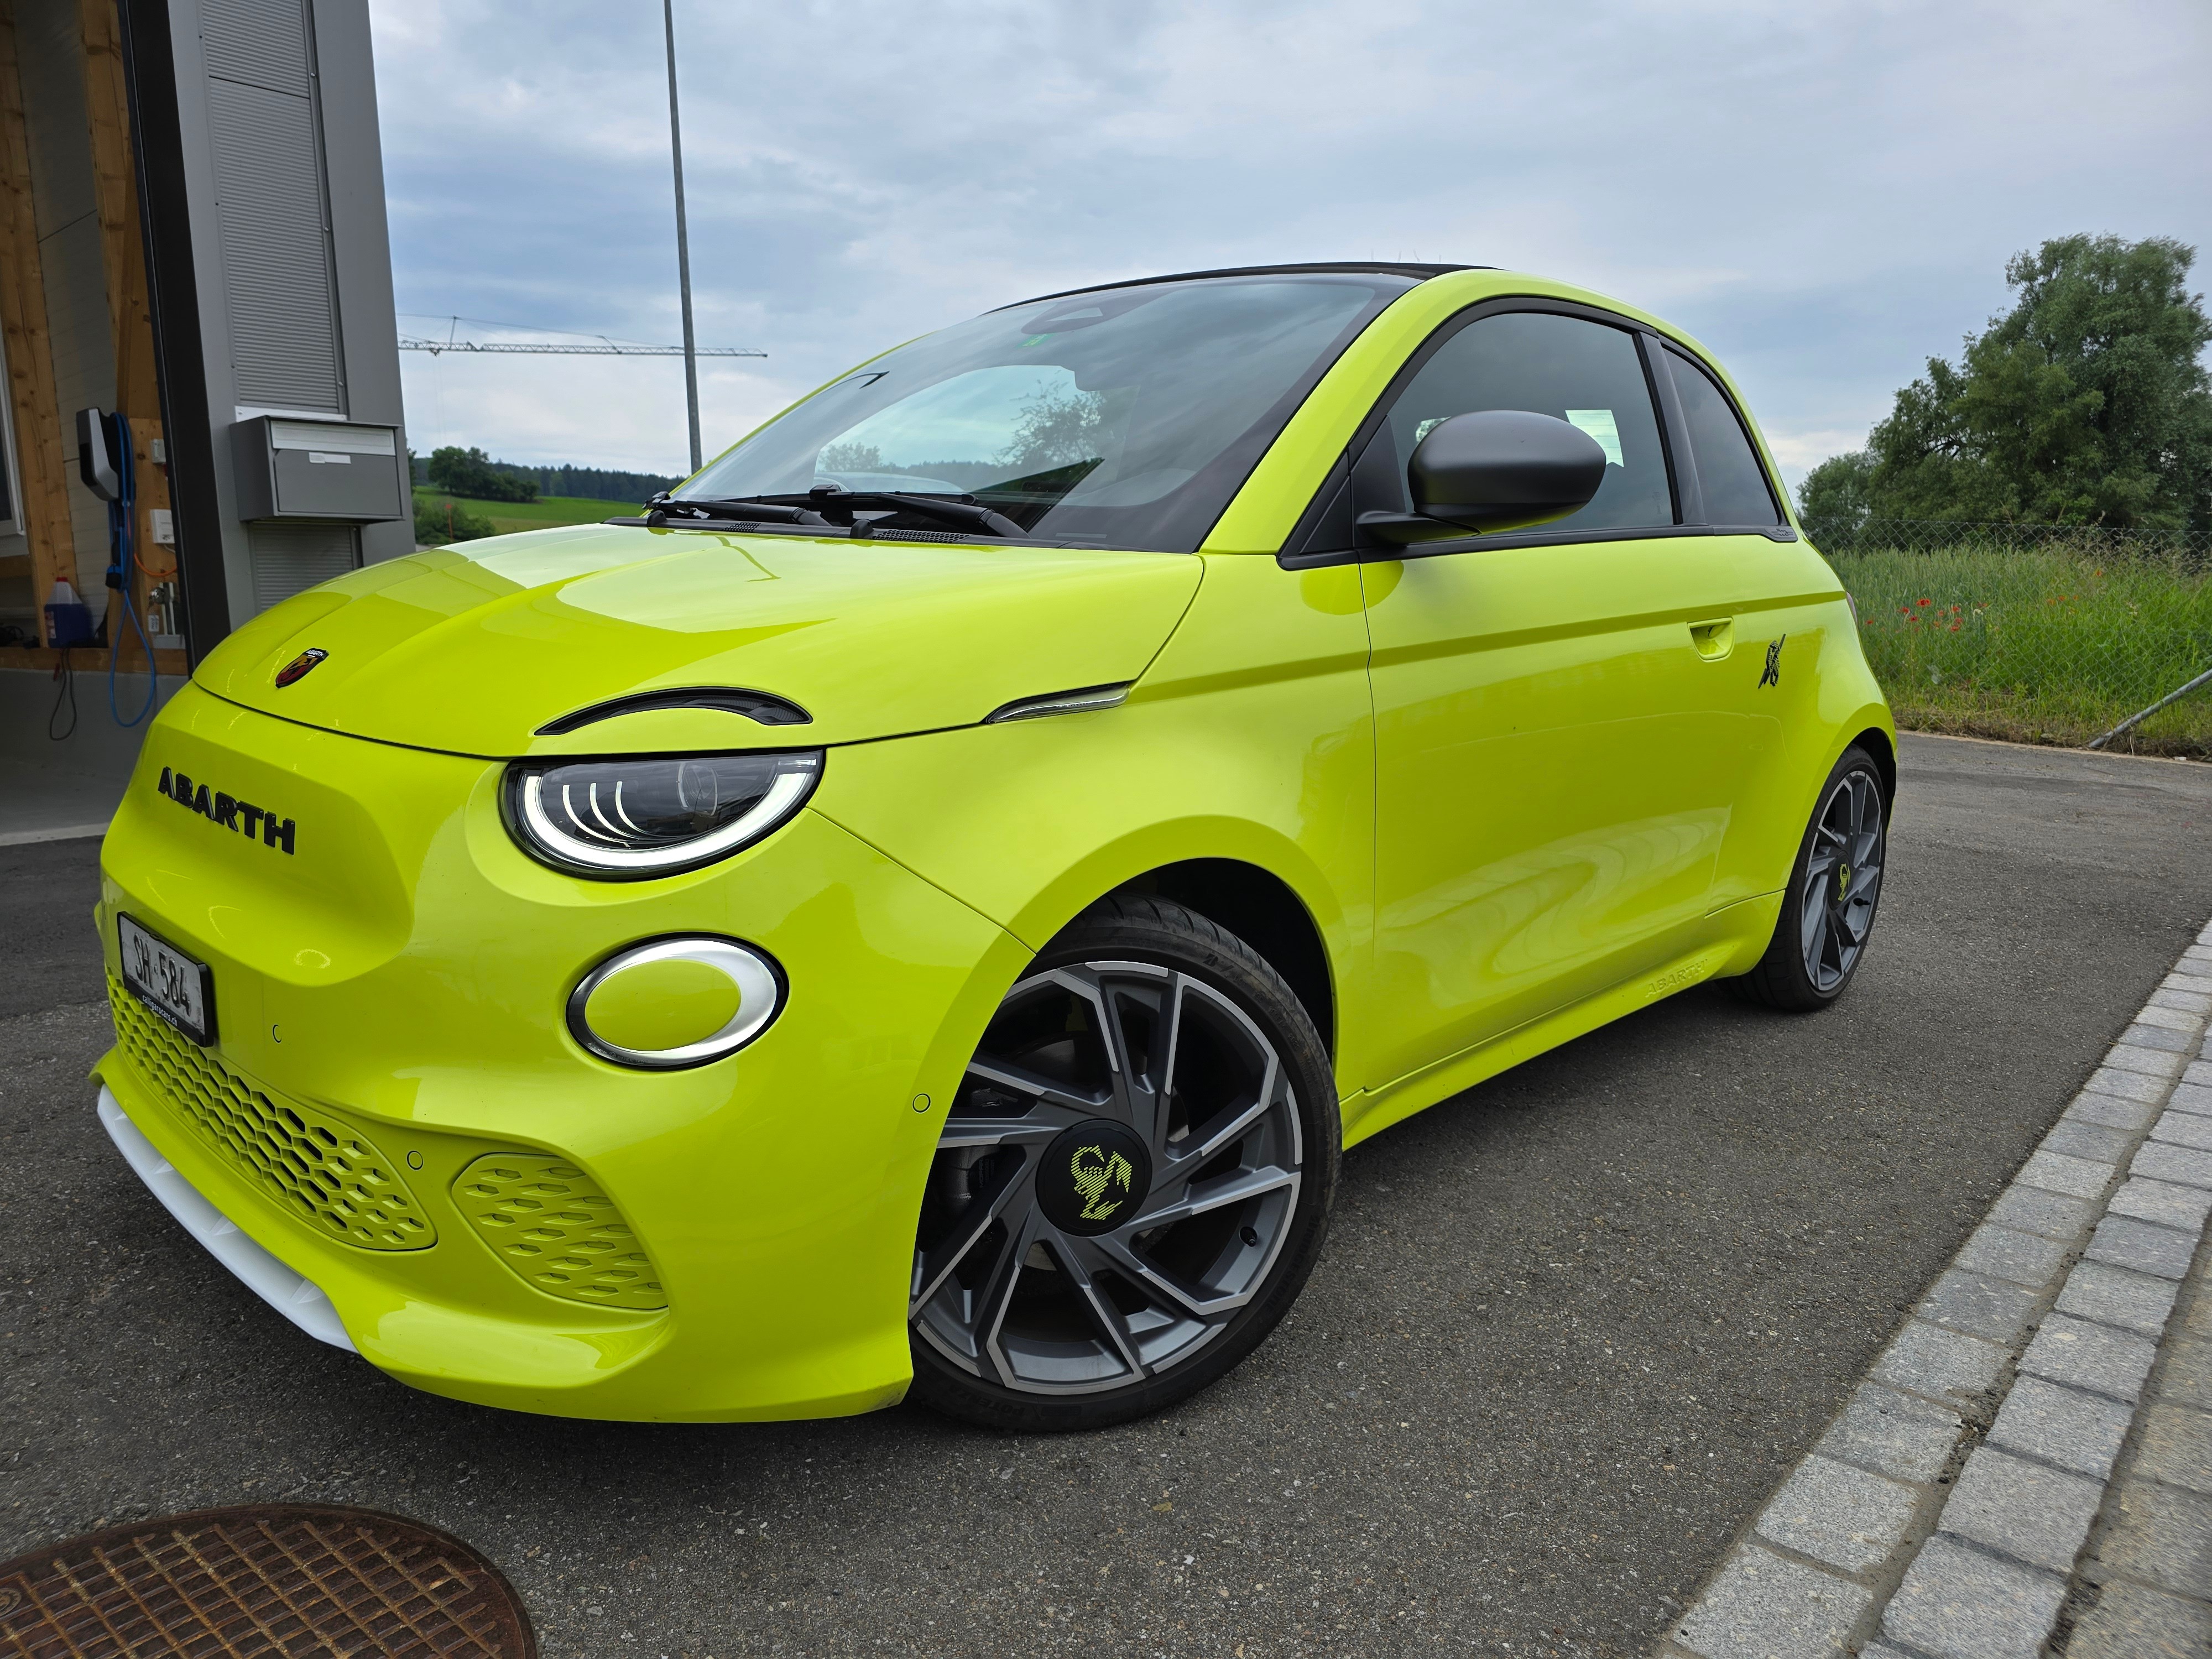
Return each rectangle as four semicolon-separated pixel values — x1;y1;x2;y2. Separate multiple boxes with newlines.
368;0;2212;497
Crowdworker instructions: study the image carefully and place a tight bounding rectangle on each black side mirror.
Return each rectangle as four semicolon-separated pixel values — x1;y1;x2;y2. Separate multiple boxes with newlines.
1360;409;1608;545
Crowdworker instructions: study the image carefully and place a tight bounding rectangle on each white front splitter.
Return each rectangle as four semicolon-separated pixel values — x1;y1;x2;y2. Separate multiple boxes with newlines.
97;1087;357;1352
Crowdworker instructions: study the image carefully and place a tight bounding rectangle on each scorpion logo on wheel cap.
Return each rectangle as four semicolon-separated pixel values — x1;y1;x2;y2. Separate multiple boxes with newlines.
1071;1145;1135;1222
1038;1120;1152;1237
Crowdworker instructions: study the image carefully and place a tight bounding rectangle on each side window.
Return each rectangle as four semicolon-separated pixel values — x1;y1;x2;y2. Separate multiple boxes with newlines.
1666;349;1781;526
1368;311;1674;533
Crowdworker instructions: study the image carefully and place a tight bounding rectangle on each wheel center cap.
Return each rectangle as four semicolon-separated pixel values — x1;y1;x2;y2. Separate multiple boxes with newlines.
1037;1120;1152;1237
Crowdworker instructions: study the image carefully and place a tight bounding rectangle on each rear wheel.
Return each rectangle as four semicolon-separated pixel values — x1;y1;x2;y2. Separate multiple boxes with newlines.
1733;745;1888;1011
907;895;1339;1431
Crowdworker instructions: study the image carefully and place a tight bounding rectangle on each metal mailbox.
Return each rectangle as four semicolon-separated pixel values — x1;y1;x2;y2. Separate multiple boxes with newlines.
233;417;405;523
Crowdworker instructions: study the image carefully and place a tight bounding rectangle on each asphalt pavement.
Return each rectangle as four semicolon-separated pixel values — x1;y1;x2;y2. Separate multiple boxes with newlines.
6;733;2212;1658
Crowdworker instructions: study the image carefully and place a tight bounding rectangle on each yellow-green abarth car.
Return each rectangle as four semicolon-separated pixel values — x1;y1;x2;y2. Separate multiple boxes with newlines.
95;264;1893;1431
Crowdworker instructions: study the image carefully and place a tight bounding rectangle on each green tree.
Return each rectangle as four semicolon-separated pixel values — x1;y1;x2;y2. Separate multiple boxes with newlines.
1796;450;1876;539
997;388;1108;474
1809;235;2212;532
818;441;885;472
425;445;540;504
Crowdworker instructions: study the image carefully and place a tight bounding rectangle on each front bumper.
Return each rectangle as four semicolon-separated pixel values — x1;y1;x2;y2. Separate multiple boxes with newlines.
97;1086;353;1349
96;682;1030;1421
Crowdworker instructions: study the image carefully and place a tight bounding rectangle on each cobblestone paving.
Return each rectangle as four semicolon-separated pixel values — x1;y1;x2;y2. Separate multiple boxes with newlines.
2061;1213;2212;1653
1663;920;2212;1659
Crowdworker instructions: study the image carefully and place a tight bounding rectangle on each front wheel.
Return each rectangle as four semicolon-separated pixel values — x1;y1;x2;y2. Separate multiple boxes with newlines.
907;895;1339;1432
1733;745;1890;1011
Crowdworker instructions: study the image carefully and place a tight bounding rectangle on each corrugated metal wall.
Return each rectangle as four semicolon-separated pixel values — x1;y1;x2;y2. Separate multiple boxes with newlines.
200;0;343;415
245;518;353;607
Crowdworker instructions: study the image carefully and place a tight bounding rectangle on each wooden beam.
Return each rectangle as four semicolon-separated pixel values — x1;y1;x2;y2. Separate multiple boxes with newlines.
80;0;156;417
0;3;80;640
99;411;171;670
128;414;170;579
81;0;177;677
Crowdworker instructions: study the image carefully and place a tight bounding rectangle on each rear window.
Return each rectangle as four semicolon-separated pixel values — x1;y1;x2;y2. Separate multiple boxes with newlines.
1666;349;1782;527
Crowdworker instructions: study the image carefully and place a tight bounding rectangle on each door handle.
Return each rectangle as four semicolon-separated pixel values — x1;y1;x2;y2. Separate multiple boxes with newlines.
1687;619;1734;660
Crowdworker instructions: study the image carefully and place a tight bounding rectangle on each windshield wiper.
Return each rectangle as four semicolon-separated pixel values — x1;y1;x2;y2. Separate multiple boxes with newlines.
643;493;830;529
826;488;1026;538
689;487;1025;539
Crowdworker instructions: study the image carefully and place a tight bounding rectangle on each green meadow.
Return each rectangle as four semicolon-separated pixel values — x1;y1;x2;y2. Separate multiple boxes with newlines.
1829;542;2212;759
413;488;641;540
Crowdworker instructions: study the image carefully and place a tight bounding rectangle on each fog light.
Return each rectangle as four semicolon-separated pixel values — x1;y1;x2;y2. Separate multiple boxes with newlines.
567;937;785;1069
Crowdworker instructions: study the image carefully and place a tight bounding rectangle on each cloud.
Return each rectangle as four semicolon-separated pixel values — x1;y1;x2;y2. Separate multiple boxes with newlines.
369;0;2212;495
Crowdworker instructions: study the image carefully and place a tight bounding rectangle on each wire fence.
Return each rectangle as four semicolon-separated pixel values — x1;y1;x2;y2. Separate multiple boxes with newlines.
1809;520;2212;760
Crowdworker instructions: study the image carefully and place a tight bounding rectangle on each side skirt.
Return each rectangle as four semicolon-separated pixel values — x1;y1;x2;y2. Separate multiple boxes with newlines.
1338;890;1784;1149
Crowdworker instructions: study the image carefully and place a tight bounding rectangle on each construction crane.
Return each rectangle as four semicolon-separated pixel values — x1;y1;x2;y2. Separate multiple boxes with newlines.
400;337;764;358
397;315;764;359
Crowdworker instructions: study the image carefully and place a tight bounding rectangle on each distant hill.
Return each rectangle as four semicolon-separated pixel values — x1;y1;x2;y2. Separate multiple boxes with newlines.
410;453;681;503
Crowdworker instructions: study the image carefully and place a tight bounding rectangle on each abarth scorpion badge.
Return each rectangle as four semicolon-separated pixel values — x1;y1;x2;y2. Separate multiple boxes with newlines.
275;648;328;687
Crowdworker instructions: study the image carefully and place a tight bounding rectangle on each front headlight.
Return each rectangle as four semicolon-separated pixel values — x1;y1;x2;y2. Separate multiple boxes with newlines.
504;751;822;878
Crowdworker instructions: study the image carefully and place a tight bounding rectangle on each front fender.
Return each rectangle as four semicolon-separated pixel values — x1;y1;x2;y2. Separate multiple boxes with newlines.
810;555;1378;1092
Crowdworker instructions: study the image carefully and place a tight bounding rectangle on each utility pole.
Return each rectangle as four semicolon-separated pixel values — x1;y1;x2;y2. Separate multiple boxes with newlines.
661;0;702;473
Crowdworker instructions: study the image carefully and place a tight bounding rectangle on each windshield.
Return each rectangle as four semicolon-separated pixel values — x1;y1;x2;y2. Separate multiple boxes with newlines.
678;273;1417;552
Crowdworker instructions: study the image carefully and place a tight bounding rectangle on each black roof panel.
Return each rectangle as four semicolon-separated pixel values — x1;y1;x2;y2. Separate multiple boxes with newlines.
995;262;1487;311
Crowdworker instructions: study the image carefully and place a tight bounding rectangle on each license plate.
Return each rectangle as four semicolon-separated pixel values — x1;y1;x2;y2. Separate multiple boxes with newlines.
119;915;217;1046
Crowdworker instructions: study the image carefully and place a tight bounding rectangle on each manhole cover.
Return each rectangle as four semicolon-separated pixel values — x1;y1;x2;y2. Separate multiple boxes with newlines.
0;1504;535;1658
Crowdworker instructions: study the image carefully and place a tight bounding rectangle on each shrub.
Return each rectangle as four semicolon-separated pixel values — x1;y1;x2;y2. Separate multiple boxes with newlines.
414;495;500;545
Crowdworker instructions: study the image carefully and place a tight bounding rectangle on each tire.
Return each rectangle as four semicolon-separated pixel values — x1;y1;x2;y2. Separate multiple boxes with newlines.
907;894;1340;1432
1732;745;1889;1011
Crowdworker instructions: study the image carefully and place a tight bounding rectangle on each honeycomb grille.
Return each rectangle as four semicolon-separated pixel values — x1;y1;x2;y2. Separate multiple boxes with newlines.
108;976;436;1250
452;1153;667;1310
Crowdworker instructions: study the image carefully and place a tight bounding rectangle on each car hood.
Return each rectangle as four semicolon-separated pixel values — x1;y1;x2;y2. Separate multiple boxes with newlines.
195;524;1203;758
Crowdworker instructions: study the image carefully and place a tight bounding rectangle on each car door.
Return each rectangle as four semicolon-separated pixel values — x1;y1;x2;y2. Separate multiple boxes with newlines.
1653;342;1822;907
1343;303;1775;1090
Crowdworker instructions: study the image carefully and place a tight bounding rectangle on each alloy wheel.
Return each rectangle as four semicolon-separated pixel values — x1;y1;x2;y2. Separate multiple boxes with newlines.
1799;768;1885;993
911;960;1304;1396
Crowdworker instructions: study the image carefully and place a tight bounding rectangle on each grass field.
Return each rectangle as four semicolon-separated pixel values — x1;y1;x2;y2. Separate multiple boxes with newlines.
1830;543;2212;759
412;488;639;539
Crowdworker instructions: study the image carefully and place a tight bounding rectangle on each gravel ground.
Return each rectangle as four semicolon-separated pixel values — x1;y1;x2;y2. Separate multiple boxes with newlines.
5;733;2212;1658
